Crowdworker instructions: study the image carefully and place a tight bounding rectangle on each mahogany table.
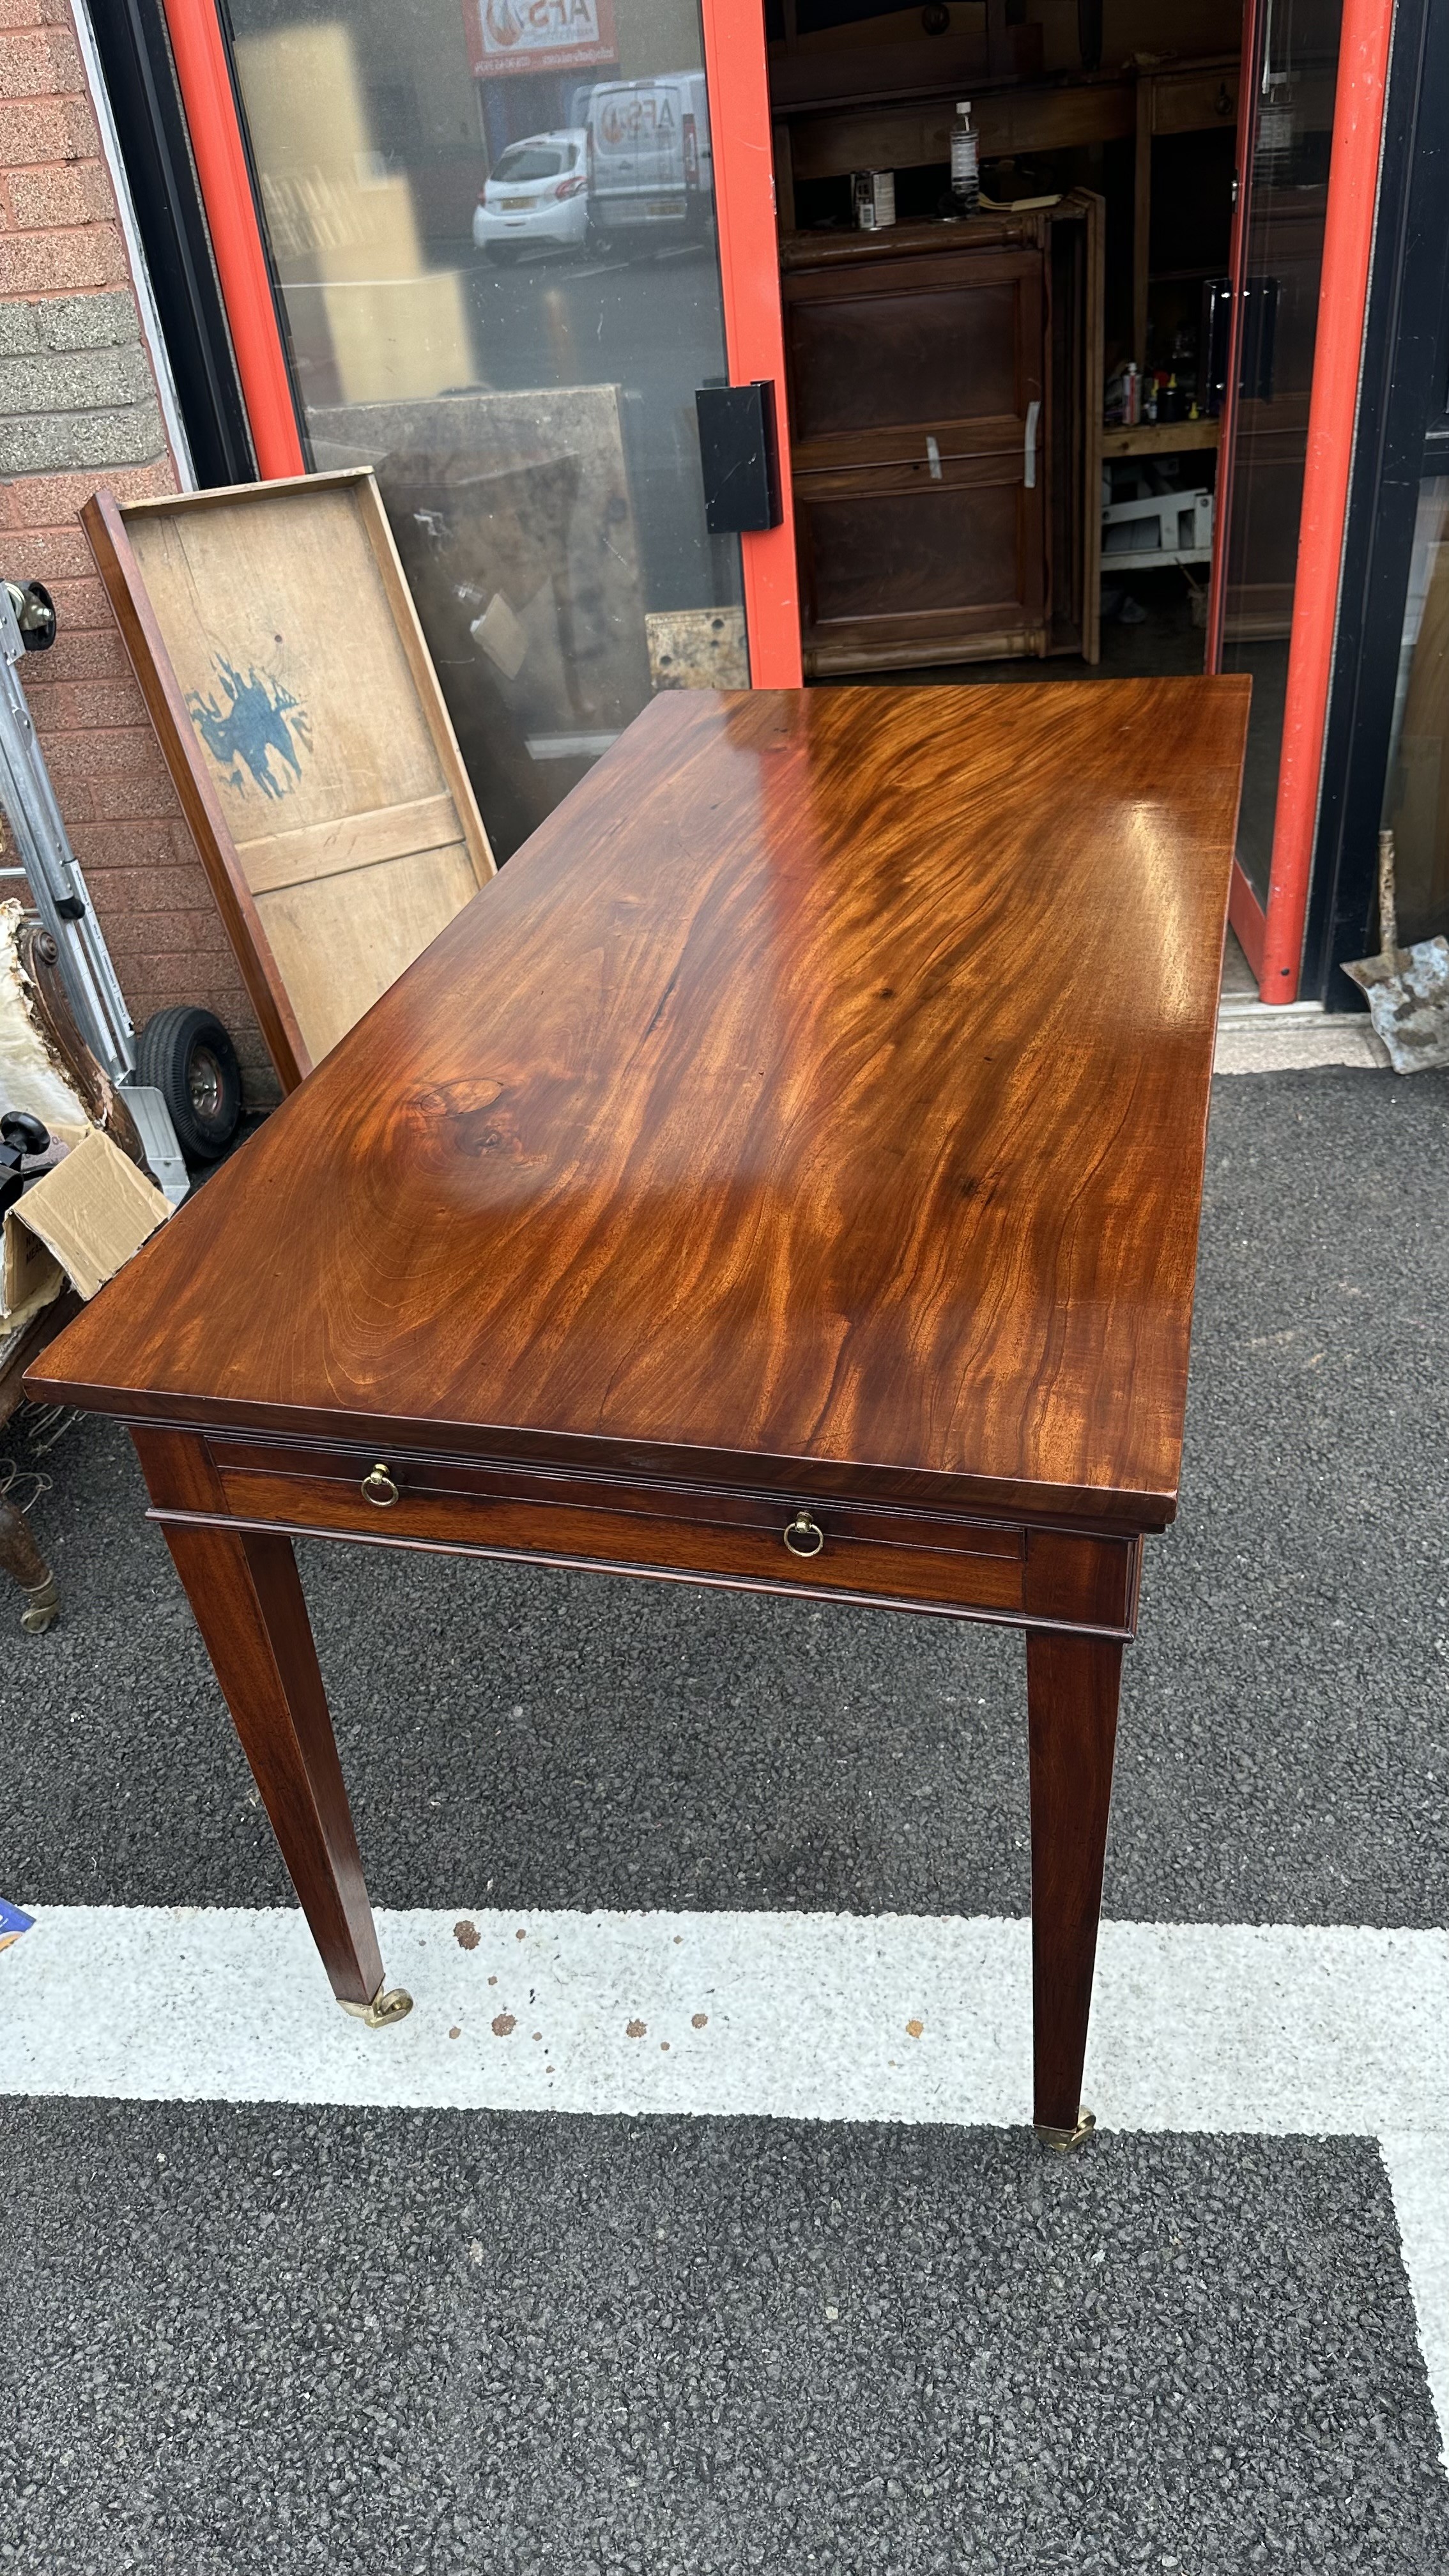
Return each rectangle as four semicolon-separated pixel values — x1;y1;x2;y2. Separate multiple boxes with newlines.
29;678;1249;2143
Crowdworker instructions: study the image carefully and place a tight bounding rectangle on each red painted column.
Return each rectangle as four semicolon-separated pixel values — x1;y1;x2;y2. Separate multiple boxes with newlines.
1257;0;1393;1000
700;0;802;687
158;0;305;479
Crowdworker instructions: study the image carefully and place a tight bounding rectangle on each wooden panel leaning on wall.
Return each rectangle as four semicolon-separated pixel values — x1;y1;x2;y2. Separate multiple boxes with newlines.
81;471;495;1094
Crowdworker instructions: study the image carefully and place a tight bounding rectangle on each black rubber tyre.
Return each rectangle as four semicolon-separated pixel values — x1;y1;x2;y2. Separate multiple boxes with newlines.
136;1006;242;1164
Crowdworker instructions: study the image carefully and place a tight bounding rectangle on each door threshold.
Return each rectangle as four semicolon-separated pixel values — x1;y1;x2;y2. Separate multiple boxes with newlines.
1214;993;1390;1073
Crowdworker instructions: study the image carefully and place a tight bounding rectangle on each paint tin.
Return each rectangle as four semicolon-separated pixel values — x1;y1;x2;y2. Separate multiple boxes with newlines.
853;169;896;231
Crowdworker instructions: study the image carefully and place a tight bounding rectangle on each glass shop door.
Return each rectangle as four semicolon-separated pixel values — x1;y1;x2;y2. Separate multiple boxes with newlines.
1206;0;1345;918
222;0;748;860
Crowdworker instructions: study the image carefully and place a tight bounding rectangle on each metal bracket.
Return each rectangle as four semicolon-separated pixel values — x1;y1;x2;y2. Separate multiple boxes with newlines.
121;1082;190;1208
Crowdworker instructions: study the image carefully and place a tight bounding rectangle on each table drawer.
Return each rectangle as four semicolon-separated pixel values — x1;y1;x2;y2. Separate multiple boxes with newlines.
203;1438;1027;1618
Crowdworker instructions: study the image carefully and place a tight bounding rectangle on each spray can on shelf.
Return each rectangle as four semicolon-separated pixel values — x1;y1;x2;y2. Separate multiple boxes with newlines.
853;168;896;230
950;101;979;213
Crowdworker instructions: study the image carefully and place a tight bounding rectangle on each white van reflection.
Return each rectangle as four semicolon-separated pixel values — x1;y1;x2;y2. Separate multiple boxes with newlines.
583;72;714;248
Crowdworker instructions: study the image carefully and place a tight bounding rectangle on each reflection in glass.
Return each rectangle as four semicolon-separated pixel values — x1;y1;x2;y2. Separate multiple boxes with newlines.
1381;478;1449;947
228;0;746;859
1218;0;1342;901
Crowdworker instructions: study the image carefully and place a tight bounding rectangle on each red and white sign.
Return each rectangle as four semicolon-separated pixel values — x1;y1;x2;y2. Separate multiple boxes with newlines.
465;0;617;78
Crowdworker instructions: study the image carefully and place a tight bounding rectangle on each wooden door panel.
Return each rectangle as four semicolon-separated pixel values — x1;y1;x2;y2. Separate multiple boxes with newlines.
792;415;1034;478
783;228;1049;675
786;263;1039;448
796;468;1042;670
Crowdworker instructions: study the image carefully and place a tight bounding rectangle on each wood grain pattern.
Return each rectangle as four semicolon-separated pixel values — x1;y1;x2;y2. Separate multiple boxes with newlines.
29;679;1248;1529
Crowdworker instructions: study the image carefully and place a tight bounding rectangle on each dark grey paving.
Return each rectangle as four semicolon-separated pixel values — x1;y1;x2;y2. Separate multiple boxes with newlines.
3;1068;1447;1926
2;2102;1444;2576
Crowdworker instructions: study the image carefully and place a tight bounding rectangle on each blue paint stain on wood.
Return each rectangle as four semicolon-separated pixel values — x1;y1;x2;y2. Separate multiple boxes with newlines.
187;659;311;801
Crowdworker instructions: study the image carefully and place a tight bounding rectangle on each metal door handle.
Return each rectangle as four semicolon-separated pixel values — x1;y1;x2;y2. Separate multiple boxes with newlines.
1024;399;1041;490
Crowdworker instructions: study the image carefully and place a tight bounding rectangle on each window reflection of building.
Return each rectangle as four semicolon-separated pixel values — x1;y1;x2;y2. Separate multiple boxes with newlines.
1382;480;1449;947
233;18;473;404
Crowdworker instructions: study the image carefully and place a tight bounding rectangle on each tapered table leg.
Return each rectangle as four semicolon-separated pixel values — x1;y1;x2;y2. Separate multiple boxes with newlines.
155;1501;408;2025
1026;1628;1123;2143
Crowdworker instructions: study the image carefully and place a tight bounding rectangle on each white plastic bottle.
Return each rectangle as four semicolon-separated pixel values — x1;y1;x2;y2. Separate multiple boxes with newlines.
951;101;979;212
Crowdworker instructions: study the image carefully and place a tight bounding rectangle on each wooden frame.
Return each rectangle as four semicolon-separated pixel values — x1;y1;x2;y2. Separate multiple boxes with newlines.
82;468;494;1093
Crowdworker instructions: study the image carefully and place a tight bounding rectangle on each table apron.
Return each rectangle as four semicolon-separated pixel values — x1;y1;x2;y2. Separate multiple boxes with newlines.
141;1446;1144;1637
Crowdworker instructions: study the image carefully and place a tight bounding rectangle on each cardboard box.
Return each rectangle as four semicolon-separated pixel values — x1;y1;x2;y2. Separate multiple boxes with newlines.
1;1125;171;1335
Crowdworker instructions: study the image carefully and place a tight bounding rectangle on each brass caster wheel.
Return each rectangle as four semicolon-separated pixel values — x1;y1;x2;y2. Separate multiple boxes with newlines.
340;1985;414;2029
20;1577;59;1635
1036;2106;1096;2154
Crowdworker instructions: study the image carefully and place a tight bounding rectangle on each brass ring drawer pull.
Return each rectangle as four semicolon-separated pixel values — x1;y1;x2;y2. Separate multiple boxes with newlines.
361;1462;399;1507
783;1510;824;1558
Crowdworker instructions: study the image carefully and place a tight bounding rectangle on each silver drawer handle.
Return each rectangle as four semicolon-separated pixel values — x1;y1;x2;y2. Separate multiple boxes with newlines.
783;1510;824;1558
1024;397;1041;490
361;1463;399;1507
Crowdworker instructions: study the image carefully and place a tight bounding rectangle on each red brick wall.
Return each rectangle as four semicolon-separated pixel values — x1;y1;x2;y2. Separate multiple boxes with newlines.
0;1;275;1103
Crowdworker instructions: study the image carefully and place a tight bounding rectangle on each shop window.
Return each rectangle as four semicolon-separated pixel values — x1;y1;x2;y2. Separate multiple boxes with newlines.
226;0;745;861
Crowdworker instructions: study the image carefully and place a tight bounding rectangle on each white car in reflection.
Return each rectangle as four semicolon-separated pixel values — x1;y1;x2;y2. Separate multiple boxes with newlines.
473;130;589;262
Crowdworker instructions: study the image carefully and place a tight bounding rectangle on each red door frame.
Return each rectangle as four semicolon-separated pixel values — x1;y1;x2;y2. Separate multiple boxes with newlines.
1257;0;1393;999
700;0;802;686
158;0;303;479
161;0;1390;979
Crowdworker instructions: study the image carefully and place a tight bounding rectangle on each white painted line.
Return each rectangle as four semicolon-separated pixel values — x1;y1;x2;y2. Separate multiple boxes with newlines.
0;1907;1029;2122
1383;2135;1449;2469
8;1906;1449;2455
1091;1923;1449;2133
6;1908;1449;2135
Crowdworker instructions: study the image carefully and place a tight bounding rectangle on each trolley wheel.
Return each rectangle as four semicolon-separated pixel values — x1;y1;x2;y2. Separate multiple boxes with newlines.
136;1006;242;1164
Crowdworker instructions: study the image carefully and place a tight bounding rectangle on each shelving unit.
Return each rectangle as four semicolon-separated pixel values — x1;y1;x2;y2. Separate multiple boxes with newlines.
1101;417;1221;459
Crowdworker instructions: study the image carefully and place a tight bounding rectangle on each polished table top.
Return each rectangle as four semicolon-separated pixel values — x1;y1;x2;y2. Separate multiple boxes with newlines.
31;680;1250;1529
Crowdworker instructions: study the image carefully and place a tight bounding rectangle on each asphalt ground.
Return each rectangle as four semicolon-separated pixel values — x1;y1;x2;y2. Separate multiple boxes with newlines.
3;2107;1445;2576
3;1064;1449;2569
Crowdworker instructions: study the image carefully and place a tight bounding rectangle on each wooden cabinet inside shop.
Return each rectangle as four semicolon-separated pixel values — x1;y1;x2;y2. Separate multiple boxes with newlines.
782;195;1103;678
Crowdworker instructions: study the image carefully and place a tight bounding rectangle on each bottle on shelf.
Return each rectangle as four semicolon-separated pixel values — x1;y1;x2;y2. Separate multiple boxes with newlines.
950;101;979;214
